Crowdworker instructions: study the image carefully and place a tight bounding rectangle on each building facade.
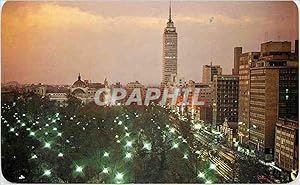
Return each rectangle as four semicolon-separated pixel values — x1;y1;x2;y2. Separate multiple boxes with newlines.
212;75;239;129
161;4;177;87
249;41;298;161
233;47;243;75
238;52;260;145
275;118;298;173
71;74;107;104
196;83;213;125
202;63;222;84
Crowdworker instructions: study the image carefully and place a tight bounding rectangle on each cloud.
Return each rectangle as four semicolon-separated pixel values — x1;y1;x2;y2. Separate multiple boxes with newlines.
2;2;297;85
3;3;267;35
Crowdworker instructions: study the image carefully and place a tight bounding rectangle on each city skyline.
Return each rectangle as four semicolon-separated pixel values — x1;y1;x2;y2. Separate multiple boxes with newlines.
2;1;298;85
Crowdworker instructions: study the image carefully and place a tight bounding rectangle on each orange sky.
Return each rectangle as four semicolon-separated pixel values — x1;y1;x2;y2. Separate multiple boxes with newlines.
2;1;298;85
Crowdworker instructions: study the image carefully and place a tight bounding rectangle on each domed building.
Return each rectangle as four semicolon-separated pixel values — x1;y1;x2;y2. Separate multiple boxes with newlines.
70;73;108;104
71;74;88;95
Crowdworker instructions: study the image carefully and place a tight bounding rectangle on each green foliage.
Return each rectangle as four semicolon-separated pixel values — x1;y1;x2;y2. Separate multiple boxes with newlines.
2;94;216;183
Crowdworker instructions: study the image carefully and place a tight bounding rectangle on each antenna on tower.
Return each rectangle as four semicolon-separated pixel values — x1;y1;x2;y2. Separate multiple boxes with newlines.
169;1;172;22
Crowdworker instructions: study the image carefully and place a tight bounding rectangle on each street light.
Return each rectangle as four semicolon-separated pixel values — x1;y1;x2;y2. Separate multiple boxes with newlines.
125;141;133;147
43;169;51;176
75;165;83;173
115;172;124;182
103;152;110;157
143;142;152;151
209;163;216;170
125;152;132;159
197;172;205;178
44;142;51;149
102;167;109;174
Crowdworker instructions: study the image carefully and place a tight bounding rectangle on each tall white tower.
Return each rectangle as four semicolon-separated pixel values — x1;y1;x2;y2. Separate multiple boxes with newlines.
161;2;178;87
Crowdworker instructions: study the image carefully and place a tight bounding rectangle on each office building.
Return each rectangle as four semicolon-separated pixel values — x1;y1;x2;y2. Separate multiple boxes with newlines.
161;3;178;87
202;63;222;84
212;75;239;129
275;118;298;172
232;47;242;75
238;52;260;145
249;41;298;161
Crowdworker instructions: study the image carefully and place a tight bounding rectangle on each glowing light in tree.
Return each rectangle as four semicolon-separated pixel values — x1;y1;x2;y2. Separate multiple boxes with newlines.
102;167;109;174
29;131;35;136
103;152;109;157
172;143;179;149
206;180;212;184
57;132;62;137
75;165;83;173
43;169;51;176
117;140;121;143
125;152;132;159
44;142;51;149
209;163;216;170
143;142;152;151
58;153;64;157
183;153;188;159
31;154;37;159
124;126;128;130
197;172;205;178
9;128;15;132
125;141;133;147
118;121;123;125
115;172;124;181
193;124;202;130
125;133;130;137
115;135;119;139
169;128;176;133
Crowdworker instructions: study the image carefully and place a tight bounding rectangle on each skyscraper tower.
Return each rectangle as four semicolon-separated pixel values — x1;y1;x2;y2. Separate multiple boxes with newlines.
161;2;178;87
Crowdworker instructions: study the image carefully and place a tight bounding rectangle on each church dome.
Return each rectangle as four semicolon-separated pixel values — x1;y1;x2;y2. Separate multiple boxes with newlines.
72;88;86;94
72;74;87;88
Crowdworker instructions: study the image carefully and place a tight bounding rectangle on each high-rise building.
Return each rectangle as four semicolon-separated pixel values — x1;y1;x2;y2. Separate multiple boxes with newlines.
232;47;242;75
212;75;239;129
202;63;222;84
195;83;213;125
161;3;177;87
238;52;260;145
260;41;291;57
275;118;298;173
249;41;298;161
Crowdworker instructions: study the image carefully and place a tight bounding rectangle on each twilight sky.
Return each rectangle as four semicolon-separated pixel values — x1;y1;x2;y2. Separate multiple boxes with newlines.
2;1;298;85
